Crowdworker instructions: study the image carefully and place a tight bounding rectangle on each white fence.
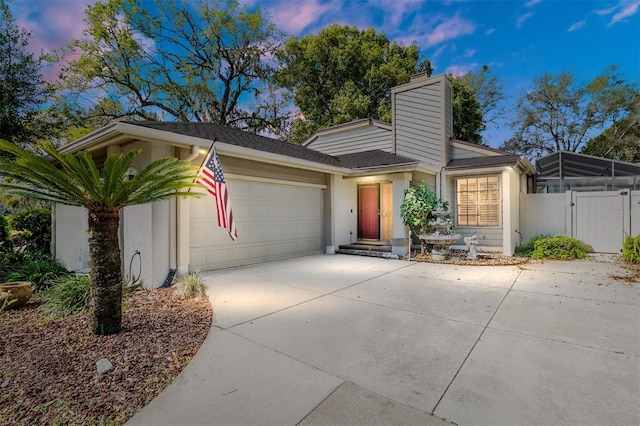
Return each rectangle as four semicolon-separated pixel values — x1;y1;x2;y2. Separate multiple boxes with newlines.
520;190;640;253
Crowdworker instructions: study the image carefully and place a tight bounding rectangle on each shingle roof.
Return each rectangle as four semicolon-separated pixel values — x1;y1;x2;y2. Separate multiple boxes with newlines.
336;150;417;169
126;121;418;171
446;155;521;170
125;121;341;167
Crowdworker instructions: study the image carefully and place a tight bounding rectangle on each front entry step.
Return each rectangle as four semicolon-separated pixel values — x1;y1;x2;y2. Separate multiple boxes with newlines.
336;244;399;259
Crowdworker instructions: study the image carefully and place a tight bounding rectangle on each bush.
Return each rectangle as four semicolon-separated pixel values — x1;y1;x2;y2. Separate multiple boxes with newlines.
173;270;206;300
0;215;11;254
531;235;592;260
622;235;640;262
515;234;550;257
400;181;444;236
3;254;69;292
10;207;51;255
43;275;91;317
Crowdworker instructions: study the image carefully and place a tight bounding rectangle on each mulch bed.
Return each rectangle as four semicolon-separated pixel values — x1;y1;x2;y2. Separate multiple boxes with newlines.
410;249;530;266
0;288;212;426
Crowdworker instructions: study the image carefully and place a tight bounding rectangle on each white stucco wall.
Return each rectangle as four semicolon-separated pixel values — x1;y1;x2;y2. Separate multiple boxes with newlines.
331;175;358;248
54;204;88;272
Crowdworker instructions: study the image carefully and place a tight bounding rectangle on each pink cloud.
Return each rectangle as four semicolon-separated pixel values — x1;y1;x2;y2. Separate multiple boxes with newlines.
567;20;586;32
424;15;476;47
11;1;92;54
268;0;343;34
516;12;534;28
609;0;640;26
366;0;422;26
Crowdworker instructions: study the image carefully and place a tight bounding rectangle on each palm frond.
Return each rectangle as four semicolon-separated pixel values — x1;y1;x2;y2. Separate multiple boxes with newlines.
0;139;202;210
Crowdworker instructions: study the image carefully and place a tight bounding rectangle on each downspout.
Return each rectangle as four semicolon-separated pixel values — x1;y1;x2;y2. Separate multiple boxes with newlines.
164;145;200;287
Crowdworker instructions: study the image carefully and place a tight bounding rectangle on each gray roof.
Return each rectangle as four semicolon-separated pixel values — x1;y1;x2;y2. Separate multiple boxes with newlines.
126;121;341;167
336;150;417;169
126;121;417;171
446;155;522;170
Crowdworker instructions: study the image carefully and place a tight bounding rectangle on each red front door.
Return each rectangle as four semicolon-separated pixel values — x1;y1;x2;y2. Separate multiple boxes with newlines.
358;185;380;240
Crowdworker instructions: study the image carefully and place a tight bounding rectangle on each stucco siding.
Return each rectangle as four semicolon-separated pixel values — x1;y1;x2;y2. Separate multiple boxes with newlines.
219;155;326;186
54;204;88;272
306;126;392;155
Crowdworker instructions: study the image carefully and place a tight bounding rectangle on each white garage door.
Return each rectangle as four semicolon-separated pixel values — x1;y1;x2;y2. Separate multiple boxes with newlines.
189;178;324;270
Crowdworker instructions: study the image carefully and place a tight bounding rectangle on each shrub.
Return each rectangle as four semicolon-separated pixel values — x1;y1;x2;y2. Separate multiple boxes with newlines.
43;275;91;317
10;207;51;255
531;235;592;260
0;215;11;254
515;234;550;257
173;270;206;300
400;181;444;236
4;254;69;292
622;235;640;263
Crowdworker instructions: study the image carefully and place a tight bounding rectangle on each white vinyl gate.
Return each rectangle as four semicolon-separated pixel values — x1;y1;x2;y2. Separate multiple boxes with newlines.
572;191;631;253
520;190;639;253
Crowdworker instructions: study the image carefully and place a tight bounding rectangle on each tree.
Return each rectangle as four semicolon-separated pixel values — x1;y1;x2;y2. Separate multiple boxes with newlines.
0;0;46;146
275;24;432;142
0;139;201;335
457;65;506;130
581;112;640;162
502;66;639;158
51;0;287;135
449;76;484;143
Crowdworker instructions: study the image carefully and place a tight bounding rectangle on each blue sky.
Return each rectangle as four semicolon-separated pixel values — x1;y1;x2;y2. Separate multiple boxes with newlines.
9;0;640;147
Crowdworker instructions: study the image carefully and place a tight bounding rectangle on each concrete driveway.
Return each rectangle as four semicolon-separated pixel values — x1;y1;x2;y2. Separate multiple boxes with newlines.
128;254;640;426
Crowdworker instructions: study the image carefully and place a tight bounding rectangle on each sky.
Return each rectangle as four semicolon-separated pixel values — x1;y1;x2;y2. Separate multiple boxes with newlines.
8;0;640;148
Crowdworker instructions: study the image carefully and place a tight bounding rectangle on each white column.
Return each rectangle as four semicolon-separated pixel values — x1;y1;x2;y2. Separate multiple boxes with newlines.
176;196;191;275
390;173;412;257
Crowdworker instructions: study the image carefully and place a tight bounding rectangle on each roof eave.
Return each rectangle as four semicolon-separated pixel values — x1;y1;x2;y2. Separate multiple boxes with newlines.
214;142;348;175
59;122;212;154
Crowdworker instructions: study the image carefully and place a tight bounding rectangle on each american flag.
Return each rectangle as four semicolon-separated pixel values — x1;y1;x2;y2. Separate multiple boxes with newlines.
197;145;238;241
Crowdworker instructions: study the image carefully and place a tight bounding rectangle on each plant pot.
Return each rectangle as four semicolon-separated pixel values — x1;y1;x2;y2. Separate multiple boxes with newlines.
0;281;33;310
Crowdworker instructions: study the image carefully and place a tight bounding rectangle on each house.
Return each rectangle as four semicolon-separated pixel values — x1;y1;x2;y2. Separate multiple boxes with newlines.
54;74;535;289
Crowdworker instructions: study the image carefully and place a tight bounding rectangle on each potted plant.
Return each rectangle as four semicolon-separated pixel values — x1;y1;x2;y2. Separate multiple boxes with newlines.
0;281;32;310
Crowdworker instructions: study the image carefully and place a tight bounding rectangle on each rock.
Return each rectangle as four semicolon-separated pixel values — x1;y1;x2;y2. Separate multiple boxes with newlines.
1;378;9;388
96;358;115;374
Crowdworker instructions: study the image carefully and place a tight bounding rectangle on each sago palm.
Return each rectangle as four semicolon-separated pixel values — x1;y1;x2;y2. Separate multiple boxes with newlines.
0;139;201;335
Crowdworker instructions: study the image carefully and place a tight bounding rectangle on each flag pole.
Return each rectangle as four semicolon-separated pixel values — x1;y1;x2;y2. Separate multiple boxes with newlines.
190;138;216;193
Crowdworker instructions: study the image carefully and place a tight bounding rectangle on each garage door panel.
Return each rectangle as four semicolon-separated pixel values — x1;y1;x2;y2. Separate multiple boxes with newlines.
190;179;324;270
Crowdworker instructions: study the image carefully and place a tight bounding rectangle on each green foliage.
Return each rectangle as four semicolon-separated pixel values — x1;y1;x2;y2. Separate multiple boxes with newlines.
3;253;69;292
0;139;202;335
0;140;202;208
449;76;484;143
276;24;431;142
51;0;287;135
0;214;11;254
400;181;446;236
10;207;51;255
0;0;46;146
515;234;550;257
502;65;639;157
173;270;206;300
581;99;640;162
457;65;505;130
43;275;91;317
530;235;592;260
622;235;640;263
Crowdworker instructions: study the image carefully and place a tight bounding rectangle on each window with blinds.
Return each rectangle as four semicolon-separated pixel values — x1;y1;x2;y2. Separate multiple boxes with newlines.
456;176;500;227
